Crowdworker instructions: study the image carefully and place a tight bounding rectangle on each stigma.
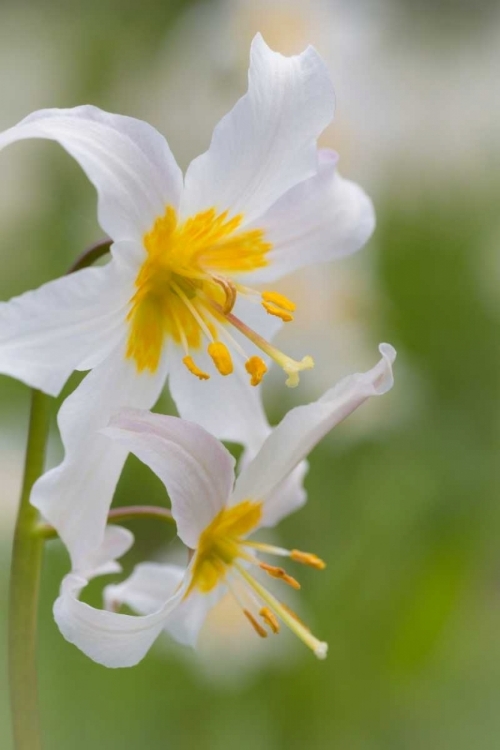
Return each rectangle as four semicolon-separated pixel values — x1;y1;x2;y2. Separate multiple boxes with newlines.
186;500;328;659
126;205;314;388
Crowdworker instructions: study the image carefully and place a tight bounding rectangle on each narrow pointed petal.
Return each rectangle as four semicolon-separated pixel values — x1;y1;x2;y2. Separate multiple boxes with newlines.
31;343;168;569
243;150;376;284
232;344;396;521
103;410;236;549
0;106;183;240
105;563;215;648
54;552;191;668
0;242;137;396
181;34;334;224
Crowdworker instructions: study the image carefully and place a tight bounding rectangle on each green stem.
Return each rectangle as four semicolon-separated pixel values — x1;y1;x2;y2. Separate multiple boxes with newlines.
8;239;112;750
66;238;112;274
8;390;51;750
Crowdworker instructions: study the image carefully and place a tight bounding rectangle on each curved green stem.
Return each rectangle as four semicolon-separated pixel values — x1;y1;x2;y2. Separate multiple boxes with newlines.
8;390;51;750
37;505;175;541
66;238;112;274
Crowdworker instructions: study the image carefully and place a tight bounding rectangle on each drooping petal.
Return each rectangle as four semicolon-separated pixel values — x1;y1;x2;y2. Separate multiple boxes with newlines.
0;106;183;240
0;241;137;396
30;341;168;569
232;344;396;522
104;562;216;648
242;150;376;284
103;410;235;549
54;548;191;669
181;34;334;224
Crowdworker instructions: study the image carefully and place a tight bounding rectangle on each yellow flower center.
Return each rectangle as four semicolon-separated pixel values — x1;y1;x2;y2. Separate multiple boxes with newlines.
189;500;263;595
186;499;328;659
125;206;314;387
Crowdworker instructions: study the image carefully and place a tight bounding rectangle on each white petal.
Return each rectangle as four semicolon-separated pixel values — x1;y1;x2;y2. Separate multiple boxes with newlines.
243;150;376;284
105;563;214;648
0;106;182;240
232;344;396;518
0;242;137;396
30;342;168;569
169;294;280;455
168;354;271;459
252;461;309;528
103;410;235;549
79;525;135;579
181;34;334;224
54;558;190;669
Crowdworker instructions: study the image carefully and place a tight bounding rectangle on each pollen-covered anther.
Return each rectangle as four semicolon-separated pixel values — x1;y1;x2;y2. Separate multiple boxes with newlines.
260;607;280;634
207;341;233;376
261;291;296;312
245;356;267;386
262;301;294;322
244;609;268;638
290;550;326;570
183;356;210;380
259;562;301;590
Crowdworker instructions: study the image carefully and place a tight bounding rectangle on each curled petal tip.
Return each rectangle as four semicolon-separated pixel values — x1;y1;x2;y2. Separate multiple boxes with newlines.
373;343;397;396
378;342;397;364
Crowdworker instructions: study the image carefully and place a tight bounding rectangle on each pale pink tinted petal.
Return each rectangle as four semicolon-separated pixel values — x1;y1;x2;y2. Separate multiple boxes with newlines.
54;564;189;669
105;563;215;648
232;345;396;512
103;410;235;549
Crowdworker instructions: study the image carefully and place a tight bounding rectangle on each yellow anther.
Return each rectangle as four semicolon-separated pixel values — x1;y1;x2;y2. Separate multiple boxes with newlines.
243;609;268;638
261;291;296;312
207;341;233;376
260;607;280;634
183;356;210;381
245;356;267;386
262;301;294;322
259;562;301;590
290;550;326;570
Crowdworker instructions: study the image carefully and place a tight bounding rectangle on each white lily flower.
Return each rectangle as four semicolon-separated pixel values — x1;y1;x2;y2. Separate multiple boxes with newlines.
54;344;395;668
0;35;374;570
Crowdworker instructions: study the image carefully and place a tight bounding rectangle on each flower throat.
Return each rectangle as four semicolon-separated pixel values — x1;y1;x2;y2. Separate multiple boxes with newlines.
126;206;314;387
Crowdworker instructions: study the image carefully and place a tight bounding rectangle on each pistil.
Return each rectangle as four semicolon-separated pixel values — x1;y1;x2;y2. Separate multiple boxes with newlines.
234;562;328;659
221;308;314;387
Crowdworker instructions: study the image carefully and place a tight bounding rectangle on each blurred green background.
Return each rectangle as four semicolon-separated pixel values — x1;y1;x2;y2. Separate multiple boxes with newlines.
2;0;500;748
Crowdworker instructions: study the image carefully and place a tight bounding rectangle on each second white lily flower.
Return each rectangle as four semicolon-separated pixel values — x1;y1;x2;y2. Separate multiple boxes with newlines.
54;344;395;668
